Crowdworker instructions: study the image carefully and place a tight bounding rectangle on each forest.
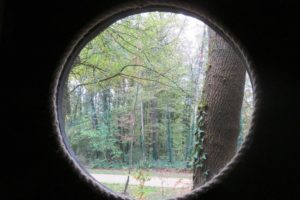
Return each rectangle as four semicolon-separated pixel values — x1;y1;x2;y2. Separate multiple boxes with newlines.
62;12;253;199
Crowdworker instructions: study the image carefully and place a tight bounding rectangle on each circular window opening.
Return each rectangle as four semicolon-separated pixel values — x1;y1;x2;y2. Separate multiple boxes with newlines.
58;11;253;200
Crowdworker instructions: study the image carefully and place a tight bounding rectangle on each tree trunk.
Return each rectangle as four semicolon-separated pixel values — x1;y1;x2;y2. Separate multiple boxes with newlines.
193;28;246;188
184;97;192;163
89;91;98;130
102;88;111;133
166;104;173;163
124;84;139;194
185;27;207;164
150;99;159;161
140;101;146;163
72;88;82;124
62;81;71;124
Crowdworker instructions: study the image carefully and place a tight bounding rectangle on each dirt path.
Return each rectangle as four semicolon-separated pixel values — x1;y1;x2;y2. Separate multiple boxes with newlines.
91;173;192;188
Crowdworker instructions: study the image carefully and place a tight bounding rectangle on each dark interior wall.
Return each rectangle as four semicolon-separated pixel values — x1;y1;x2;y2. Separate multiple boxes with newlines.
2;0;300;199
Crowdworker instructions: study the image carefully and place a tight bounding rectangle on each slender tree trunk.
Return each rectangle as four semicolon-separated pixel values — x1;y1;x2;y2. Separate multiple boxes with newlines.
140;101;146;163
119;81;128;163
124;84;139;194
185;27;207;163
89;91;98;130
166;104;173;163
62;81;71;124
101;88;112;160
102;89;111;133
184;97;192;163
193;28;246;188
72;88;82;123
150;98;159;161
120;127;127;162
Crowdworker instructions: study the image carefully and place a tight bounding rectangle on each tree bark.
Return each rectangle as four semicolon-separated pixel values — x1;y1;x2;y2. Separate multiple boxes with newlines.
193;28;246;188
150;99;159;161
140;101;146;163
89;91;98;130
166;104;173;163
101;88;111;133
62;81;71;124
184;97;192;163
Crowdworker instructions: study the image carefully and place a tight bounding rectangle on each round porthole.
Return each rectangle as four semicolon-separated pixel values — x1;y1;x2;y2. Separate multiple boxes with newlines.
53;4;255;200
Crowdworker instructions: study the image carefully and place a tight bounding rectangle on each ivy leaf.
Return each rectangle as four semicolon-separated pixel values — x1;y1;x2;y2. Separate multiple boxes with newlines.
201;154;207;160
196;163;203;168
204;170;209;176
193;153;198;159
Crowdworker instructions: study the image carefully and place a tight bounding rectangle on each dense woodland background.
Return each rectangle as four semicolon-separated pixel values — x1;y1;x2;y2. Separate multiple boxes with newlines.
62;12;253;173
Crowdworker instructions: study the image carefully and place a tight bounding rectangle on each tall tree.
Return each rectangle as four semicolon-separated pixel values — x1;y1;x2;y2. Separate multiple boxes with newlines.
62;81;71;125
140;100;146;163
166;103;173;163
89;91;98;130
193;28;246;188
150;98;159;161
185;27;207;163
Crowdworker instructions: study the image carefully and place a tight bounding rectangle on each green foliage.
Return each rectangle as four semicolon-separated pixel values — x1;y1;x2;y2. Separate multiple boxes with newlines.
64;12;201;168
67;122;122;164
192;100;207;170
62;12;253;176
90;159;126;169
133;169;151;200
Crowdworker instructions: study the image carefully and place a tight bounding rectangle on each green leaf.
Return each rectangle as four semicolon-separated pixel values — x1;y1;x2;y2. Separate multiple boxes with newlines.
201;154;207;160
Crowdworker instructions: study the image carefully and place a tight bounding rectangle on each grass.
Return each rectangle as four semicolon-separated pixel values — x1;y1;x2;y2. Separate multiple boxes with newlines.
88;167;193;199
104;183;191;200
88;168;192;200
89;168;128;175
88;168;192;179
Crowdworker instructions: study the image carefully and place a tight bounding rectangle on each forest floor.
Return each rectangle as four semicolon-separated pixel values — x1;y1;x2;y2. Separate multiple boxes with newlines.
89;168;193;188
